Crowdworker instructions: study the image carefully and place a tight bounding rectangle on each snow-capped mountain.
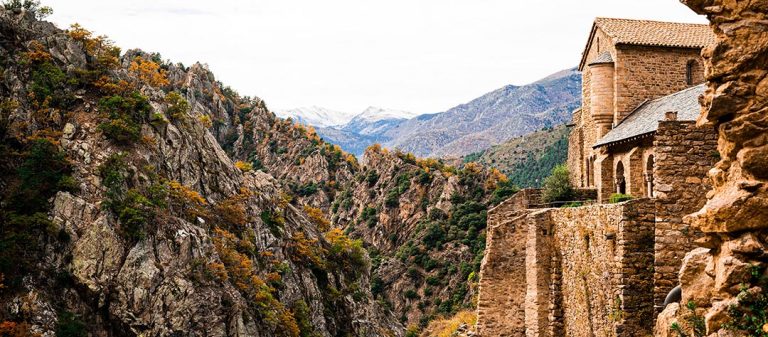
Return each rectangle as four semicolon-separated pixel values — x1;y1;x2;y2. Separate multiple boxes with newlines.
353;106;418;123
341;107;419;136
282;69;581;158
275;106;358;128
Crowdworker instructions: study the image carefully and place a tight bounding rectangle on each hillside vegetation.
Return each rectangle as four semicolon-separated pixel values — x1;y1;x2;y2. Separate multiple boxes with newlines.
0;5;521;336
463;125;569;188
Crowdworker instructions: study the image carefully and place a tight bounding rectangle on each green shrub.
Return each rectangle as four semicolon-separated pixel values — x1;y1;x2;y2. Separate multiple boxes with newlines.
609;193;633;204
422;222;445;249
490;180;519;205
12;138;75;213
366;170;379;187
385;189;400;208
562;201;583;208
29;61;75;109
361;207;378;228
404;289;418;300
542;164;575;203
261;210;285;237
165;91;190;120
3;0;53;19
98;92;151;144
98;153;160;241
55;311;87;337
294;182;318;197
723;265;768;337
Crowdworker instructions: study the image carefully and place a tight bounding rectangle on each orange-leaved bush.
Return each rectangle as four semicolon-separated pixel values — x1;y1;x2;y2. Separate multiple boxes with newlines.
129;56;169;88
302;205;330;232
212;228;299;337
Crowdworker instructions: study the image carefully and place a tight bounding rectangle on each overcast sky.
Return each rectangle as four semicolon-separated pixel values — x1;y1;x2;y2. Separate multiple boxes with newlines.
48;0;707;114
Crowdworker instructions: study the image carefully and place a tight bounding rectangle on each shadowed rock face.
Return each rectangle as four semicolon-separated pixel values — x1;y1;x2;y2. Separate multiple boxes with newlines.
655;1;768;336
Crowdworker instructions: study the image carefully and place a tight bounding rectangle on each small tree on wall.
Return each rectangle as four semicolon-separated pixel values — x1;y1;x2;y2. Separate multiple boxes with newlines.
542;164;575;204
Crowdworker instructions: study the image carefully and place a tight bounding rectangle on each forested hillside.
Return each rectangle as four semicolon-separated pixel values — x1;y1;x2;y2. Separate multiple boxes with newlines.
464;125;568;187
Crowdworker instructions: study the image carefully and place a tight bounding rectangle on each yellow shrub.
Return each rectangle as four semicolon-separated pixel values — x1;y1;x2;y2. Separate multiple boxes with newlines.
235;161;253;172
288;232;326;269
198;115;213;128
24;41;52;63
167;180;207;219
303;205;331;232
421;311;477;337
484;168;508;190
367;143;382;153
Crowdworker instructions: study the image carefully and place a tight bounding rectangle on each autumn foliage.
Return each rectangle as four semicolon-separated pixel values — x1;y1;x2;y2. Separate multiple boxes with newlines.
302;205;330;232
212;228;299;337
129;56;169;88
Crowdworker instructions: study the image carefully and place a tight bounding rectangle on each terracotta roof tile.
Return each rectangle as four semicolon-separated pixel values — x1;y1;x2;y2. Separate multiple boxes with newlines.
595;18;716;49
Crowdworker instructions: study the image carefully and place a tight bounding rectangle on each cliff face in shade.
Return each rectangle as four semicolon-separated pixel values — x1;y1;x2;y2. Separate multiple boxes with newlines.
655;1;768;336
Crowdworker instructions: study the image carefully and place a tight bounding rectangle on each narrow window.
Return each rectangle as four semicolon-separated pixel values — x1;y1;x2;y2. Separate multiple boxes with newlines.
686;60;696;85
645;155;655;197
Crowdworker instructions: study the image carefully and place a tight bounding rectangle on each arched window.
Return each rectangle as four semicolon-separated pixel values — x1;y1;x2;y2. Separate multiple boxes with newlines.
616;161;626;194
686;60;697;85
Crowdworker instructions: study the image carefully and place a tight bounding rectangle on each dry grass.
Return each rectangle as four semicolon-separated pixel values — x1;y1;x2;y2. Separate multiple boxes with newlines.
420;310;477;337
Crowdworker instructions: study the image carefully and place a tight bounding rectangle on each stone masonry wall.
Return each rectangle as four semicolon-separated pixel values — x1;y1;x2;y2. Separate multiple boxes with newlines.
614;45;705;123
546;200;655;337
476;190;542;336
652;121;718;313
523;200;658;337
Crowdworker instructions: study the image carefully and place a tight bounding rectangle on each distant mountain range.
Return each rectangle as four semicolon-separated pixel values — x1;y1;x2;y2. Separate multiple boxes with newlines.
280;68;582;157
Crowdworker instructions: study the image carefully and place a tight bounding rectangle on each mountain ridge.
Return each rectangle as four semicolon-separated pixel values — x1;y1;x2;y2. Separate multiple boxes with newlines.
283;69;581;158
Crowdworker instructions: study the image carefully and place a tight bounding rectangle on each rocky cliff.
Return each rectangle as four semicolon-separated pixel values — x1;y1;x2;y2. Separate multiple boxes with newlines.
655;1;768;336
0;6;520;336
0;7;399;336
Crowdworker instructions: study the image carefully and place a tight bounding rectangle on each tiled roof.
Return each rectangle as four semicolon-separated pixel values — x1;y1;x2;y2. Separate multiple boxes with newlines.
579;18;716;70
595;18;716;48
588;51;613;66
593;84;705;148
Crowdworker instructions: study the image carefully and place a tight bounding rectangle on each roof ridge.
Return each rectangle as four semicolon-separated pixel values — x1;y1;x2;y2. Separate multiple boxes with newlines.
594;17;709;26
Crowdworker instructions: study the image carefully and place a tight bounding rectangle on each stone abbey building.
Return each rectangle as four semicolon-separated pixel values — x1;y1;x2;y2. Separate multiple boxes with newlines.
569;18;715;202
475;18;719;337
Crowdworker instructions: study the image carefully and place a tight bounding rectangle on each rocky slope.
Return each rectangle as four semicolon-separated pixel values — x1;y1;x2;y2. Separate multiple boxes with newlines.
0;6;522;336
654;1;768;336
0;7;399;336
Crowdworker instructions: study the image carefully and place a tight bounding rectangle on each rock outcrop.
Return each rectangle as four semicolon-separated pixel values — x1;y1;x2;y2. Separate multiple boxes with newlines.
655;1;768;336
0;8;399;336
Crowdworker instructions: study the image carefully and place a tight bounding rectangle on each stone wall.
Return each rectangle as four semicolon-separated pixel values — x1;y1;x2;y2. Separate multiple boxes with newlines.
655;1;768;336
533;200;655;337
476;190;542;336
651;121;718;312
477;198;656;337
614;45;705;123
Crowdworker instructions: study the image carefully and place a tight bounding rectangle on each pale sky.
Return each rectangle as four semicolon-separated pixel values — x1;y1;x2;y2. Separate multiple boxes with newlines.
48;0;707;114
